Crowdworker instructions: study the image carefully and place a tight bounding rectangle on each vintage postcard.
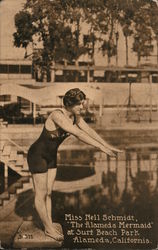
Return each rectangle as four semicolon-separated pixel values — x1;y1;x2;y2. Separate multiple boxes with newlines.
0;0;158;249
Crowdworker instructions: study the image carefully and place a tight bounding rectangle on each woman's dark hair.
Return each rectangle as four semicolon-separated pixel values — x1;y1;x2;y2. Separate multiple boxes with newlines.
63;88;86;107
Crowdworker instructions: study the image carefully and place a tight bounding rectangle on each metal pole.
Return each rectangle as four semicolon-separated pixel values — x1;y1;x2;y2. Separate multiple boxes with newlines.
149;74;152;123
126;81;132;122
115;32;119;66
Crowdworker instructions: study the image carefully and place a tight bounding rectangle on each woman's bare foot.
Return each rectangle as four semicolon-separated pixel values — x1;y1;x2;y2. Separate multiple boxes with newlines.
45;226;64;241
51;222;64;237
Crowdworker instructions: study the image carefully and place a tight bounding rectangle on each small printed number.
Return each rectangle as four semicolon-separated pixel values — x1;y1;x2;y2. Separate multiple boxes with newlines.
18;234;33;240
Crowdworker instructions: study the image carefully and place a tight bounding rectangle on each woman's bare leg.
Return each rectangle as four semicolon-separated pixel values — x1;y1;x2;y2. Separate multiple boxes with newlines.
46;168;64;237
32;172;63;241
46;168;57;224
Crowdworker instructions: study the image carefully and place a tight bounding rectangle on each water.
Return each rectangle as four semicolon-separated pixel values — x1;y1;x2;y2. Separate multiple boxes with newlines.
53;145;158;248
1;134;158;248
0;162;21;194
57;146;158;198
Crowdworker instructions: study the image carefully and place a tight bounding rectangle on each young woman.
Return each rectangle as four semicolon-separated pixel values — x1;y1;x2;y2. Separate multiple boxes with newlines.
27;88;121;241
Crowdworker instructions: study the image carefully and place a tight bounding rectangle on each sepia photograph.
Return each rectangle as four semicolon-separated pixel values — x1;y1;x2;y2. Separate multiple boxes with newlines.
0;0;158;249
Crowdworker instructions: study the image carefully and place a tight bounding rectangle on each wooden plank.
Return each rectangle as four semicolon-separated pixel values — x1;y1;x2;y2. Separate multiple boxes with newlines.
13;221;63;248
10;150;17;161
0;221;22;247
16;154;24;166
0;140;5;151
2;146;11;156
52;64;158;72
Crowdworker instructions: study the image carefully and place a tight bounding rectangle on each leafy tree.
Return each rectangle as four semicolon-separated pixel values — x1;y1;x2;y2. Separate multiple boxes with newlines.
13;11;35;49
132;1;153;66
80;0;107;64
84;0;118;65
13;0;157;75
118;0;134;66
149;1;158;66
13;0;87;81
103;0;119;64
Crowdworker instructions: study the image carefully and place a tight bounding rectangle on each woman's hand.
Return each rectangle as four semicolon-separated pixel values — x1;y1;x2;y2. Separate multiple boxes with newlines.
100;145;123;157
100;145;116;157
107;146;123;154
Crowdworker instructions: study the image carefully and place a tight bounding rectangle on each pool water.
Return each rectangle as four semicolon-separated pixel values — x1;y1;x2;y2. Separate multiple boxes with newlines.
1;136;158;248
53;145;158;249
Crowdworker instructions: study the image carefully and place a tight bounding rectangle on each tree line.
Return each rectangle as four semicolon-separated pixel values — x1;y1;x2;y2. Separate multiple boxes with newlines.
13;0;158;78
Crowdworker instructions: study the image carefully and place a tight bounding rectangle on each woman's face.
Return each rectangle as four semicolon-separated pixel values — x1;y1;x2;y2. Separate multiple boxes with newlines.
70;100;86;115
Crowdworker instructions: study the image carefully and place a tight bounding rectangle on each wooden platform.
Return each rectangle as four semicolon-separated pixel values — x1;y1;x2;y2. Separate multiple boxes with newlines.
13;221;63;248
0;221;22;248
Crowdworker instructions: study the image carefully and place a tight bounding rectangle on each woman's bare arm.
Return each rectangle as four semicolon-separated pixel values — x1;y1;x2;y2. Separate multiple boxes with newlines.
51;111;115;156
77;117;122;154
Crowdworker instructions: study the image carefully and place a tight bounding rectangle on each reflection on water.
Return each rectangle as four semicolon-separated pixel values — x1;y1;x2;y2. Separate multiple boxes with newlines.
58;145;158;199
0;162;21;194
54;145;158;248
1;140;158;248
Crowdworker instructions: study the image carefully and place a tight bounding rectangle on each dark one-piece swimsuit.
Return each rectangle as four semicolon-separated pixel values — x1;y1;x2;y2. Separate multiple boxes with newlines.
27;111;76;174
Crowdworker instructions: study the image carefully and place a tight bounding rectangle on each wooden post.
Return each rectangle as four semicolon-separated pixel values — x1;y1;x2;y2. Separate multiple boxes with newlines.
4;161;8;190
99;102;103;126
33;103;36;125
30;101;32;113
51;69;55;83
87;67;90;83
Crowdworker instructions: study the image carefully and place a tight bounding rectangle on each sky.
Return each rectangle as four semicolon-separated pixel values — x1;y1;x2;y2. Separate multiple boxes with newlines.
0;0;26;60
